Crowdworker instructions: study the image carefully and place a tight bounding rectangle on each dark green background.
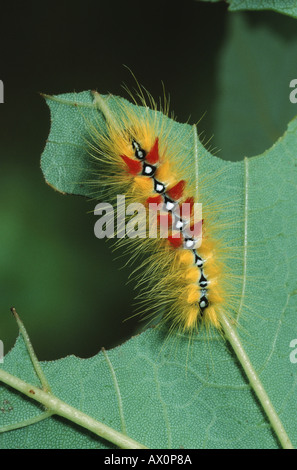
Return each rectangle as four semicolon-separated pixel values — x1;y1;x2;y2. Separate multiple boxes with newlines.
0;0;296;359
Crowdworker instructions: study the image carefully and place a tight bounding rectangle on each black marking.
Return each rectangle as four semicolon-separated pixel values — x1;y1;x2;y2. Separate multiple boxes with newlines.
154;179;165;193
199;296;209;312
132;140;146;160
136;149;146;160
199;272;208;288
131;135;211;317
194;252;204;267
132;140;140;151
164;195;175;212
142;163;156;177
184;238;195;249
173;217;184;231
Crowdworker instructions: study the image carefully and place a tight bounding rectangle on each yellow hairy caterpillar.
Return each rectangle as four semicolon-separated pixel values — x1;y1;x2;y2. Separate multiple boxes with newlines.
88;90;239;336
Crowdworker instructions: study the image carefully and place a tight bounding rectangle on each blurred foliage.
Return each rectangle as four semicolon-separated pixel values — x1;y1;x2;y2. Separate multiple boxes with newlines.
212;12;297;159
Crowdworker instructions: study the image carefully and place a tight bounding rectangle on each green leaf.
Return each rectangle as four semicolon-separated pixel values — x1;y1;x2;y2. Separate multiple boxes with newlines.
40;91;100;198
1;90;297;448
199;0;297;18
0;318;290;449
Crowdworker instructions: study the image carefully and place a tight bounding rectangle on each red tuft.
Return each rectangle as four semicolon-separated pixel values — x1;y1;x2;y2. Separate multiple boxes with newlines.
183;197;194;215
190;220;203;238
146;195;163;206
146;138;159;164
168;234;183;248
120;155;142;175
180;197;194;219
166;180;186;201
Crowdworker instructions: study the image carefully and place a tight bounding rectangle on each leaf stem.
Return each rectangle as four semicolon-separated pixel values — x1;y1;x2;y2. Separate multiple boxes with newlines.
92;91;120;131
10;307;51;392
102;348;127;434
0;410;53;433
0;368;147;449
220;313;293;449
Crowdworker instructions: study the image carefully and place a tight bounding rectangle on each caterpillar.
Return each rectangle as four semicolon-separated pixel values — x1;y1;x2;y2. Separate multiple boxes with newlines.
88;90;239;337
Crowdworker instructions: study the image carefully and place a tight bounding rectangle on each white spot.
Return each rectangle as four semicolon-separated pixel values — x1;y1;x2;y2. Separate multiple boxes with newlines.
175;219;184;229
185;239;195;249
156;183;164;193
165;201;175;211
144;165;153;175
133;141;140;150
